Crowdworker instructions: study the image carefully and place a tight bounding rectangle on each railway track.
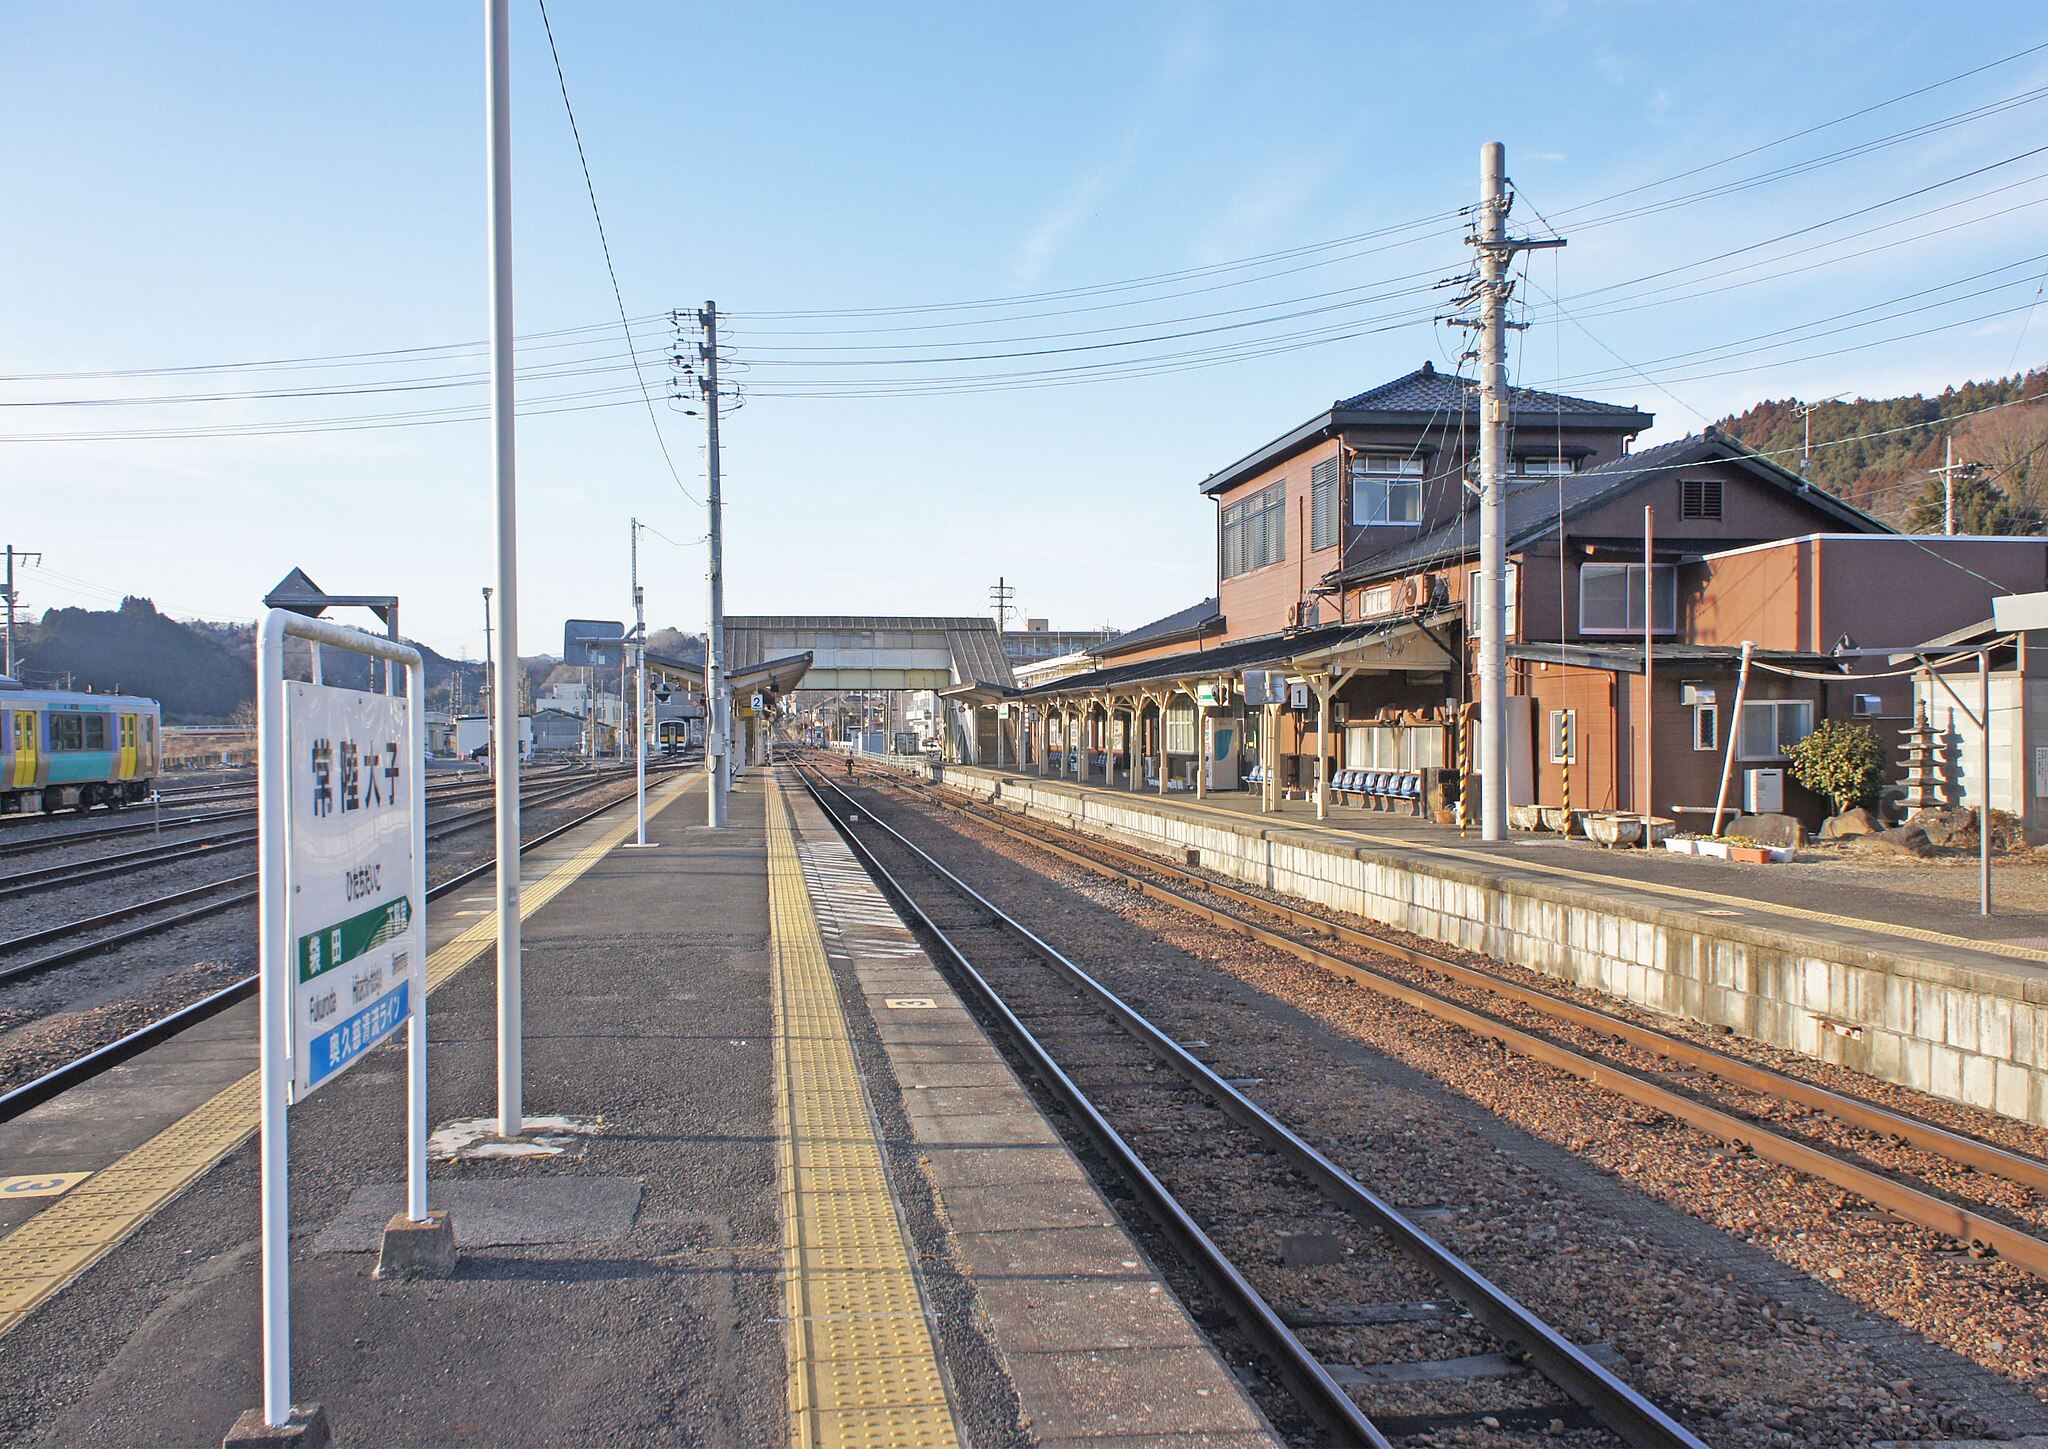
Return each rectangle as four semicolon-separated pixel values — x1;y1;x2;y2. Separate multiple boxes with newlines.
0;764;619;898
0;765;584;858
795;761;1706;1447
0;765;698;1123
0;765;691;985
836;756;2048;1285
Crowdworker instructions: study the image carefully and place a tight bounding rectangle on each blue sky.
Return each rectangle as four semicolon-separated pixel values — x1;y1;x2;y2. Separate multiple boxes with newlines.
5;1;2047;661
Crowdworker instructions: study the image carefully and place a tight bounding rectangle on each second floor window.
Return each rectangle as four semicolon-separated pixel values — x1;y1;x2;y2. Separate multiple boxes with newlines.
1519;456;1576;476
1351;455;1423;526
1580;562;1677;635
1220;481;1287;578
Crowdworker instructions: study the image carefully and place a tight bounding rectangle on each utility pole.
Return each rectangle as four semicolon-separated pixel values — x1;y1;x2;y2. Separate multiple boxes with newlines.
3;545;40;679
481;586;495;780
1452;142;1563;842
1929;435;1976;535
630;517;651;846
990;576;1015;635
700;301;729;828
484;0;524;1139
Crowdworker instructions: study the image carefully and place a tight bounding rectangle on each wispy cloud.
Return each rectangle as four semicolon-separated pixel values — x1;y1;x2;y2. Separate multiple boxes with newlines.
1011;15;1214;285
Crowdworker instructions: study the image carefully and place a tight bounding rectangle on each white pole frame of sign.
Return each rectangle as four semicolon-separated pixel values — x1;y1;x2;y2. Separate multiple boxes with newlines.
256;608;428;1428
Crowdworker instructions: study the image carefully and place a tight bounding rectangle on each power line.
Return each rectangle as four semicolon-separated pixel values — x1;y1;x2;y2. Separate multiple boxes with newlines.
536;0;700;506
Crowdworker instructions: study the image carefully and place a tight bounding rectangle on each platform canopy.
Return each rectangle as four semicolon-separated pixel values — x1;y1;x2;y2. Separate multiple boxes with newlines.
725;616;1014;692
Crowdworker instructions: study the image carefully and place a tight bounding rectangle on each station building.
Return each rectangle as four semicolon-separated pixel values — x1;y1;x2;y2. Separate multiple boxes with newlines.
994;363;2048;826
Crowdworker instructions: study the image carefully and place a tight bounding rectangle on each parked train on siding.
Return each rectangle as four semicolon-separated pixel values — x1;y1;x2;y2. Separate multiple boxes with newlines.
0;682;162;814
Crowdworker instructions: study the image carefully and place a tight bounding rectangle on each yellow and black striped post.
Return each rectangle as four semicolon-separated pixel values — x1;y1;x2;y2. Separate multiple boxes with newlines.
1458;702;1475;838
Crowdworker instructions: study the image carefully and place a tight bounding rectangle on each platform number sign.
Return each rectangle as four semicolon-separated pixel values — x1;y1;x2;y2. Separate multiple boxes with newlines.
284;682;420;1100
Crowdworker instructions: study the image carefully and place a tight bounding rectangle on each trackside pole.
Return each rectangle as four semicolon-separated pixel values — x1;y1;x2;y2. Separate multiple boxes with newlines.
255;617;292;1428
485;0;523;1137
407;674;428;1221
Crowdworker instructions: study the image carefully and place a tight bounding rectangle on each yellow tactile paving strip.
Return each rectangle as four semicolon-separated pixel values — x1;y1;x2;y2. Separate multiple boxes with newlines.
0;771;702;1340
767;773;960;1449
1022;775;2048;970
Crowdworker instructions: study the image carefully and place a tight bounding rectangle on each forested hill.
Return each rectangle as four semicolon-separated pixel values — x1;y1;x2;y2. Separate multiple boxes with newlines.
1716;366;2048;528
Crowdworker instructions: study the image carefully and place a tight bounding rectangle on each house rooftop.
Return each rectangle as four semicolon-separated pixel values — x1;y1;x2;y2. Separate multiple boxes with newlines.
1198;361;1654;497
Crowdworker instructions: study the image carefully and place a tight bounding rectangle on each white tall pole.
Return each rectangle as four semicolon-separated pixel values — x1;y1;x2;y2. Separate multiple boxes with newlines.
255;620;292;1426
702;301;729;827
1477;140;1510;842
633;517;648;845
485;0;523;1138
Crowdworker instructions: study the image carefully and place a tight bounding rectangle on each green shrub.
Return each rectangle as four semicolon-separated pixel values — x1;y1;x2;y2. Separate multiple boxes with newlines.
1785;719;1887;815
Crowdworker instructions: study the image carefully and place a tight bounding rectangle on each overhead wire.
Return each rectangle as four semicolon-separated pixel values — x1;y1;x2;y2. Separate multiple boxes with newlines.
537;0;700;505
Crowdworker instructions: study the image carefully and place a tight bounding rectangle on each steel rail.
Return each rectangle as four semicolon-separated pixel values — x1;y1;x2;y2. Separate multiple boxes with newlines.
859;762;2048;1282
792;767;1390;1447
893;772;2048;1196
0;770;542;855
0;828;258;897
797;762;1706;1449
0;769;688;1123
0;767;688;986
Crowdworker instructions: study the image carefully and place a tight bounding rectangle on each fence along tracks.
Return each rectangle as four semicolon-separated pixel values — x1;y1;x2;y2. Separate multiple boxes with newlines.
844;758;2048;1285
794;762;1707;1448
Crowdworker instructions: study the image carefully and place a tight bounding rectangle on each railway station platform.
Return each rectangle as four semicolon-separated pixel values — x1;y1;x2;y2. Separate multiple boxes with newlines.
0;767;1275;1448
863;756;2048;1135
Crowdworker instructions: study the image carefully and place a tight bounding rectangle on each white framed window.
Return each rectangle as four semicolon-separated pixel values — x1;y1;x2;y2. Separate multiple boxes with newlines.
1519;456;1576;476
1164;705;1196;756
1220;481;1288;579
1547;708;1576;764
1351;456;1423;526
1693;702;1718;752
1580;562;1677;635
1738;700;1813;760
1361;583;1397;617
1466;563;1519;641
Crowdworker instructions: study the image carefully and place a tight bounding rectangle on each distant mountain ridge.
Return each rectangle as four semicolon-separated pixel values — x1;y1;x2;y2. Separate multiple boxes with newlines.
12;599;708;725
1716;366;2048;529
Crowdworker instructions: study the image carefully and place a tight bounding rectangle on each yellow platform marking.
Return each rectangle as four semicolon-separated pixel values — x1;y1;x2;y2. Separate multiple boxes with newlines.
997;770;2048;970
0;772;704;1340
768;774;959;1449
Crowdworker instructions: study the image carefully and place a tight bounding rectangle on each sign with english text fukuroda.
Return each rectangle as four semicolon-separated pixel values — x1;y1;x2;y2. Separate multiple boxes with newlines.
285;683;420;1102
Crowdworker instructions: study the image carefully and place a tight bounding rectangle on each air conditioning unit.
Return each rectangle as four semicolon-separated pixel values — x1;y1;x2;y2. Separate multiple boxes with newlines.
1745;767;1784;814
1851;694;1883;717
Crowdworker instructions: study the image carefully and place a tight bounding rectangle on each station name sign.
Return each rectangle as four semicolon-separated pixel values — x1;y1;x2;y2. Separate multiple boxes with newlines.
285;682;420;1100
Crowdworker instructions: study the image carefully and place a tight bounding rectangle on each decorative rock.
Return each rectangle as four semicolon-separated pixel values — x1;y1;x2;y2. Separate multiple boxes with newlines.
1820;808;1878;839
1854;824;1935;858
1907;806;1976;848
1730;813;1805;848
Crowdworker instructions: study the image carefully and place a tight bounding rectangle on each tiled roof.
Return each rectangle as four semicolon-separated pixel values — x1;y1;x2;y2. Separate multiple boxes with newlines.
1329;428;1887;586
1093;597;1222;657
1023;620;1387;698
1336;361;1647;419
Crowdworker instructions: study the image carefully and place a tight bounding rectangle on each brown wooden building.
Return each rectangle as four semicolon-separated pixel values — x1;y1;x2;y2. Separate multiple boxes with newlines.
994;364;2048;828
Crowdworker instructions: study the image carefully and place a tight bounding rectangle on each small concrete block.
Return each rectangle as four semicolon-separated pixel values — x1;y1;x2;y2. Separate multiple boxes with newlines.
376;1209;458;1280
223;1404;330;1449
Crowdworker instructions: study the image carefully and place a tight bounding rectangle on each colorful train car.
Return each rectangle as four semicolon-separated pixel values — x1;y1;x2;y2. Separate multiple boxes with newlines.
0;684;162;814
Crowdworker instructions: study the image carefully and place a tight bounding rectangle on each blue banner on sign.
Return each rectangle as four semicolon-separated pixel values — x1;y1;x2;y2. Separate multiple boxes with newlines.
304;980;410;1089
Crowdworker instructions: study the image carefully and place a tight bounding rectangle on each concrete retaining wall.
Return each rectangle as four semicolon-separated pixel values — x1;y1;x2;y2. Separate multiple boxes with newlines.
861;755;2048;1129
